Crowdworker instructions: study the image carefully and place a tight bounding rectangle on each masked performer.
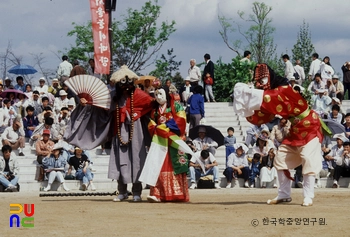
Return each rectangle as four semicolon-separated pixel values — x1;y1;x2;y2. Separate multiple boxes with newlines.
64;66;154;202
233;64;330;207
139;87;192;202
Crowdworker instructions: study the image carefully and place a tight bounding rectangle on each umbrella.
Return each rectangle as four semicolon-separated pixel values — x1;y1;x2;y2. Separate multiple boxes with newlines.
322;119;345;135
137;75;157;85
0;89;28;99
189;125;225;147
8;64;37;75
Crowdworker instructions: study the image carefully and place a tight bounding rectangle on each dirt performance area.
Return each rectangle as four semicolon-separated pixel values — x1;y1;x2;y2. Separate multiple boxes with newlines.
1;188;348;237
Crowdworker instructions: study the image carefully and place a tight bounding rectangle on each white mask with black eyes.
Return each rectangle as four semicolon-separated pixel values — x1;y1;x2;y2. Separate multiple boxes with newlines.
260;77;268;85
155;89;167;105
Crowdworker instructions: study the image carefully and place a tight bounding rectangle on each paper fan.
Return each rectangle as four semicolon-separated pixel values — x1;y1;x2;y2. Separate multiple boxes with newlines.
64;75;111;109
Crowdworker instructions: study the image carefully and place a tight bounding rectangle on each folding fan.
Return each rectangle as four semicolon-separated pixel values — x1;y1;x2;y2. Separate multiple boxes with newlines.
64;75;111;109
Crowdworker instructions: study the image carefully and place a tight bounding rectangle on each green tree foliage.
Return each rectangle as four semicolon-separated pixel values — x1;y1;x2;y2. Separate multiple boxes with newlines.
213;56;256;102
218;2;278;66
65;0;176;73
291;20;316;75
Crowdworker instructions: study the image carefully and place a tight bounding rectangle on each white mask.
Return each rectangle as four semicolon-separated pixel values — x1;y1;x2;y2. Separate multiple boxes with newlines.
260;77;268;85
155;89;167;105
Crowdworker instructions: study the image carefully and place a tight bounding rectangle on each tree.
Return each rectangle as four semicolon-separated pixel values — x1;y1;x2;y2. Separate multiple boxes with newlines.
65;0;176;73
149;48;182;84
291;20;316;75
218;2;278;67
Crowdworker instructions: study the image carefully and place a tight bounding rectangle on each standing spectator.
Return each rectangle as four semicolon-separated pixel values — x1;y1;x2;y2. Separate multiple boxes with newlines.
308;53;321;80
341;61;350;100
224;143;249;188
307;73;326;94
42;143;70;192
187;86;204;129
34;77;48;97
332;141;350;188
270;118;290;148
240;50;251;63
282;54;294;79
23;106;39;138
1;115;25;156
35;129;54;164
70;60;86;77
87;58;101;79
47;78;61;97
0;145;19;192
14;76;26;92
189;150;220;189
57;55;73;83
188;59;201;86
294;59;305;84
319;56;334;84
224;127;236;165
202;53;214;95
259;148;278;188
179;77;192;106
204;73;215;102
245;123;269;147
143;79;155;95
332;75;344;101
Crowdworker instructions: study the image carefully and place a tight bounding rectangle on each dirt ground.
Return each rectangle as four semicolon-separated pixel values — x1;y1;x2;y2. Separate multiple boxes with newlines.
1;188;348;237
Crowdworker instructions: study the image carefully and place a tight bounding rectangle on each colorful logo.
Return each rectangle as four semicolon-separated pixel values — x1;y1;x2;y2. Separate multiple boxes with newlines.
9;204;35;228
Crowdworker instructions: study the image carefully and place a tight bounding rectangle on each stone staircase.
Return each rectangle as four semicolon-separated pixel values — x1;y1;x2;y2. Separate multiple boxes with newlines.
11;100;350;192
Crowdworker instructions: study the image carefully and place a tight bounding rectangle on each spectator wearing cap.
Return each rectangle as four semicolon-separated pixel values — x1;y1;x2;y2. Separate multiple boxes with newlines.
57;55;73;83
42;143;70;192
1;115;25;156
341;61;350;100
28;90;41;115
4;77;13;90
30;117;60;147
331;74;344;101
23;106;39;138
47;78;61;96
224;143;249;188
330;97;343;113
192;126;218;155
307;73;325;94
179;76;193;106
35;129;54;164
54;90;69;114
245;123;269;147
311;88;332;117
67;99;75;113
252;131;276;157
34;77;48;97
56;84;79;105
325;78;336;98
14;76;26;92
70;59;86;77
67;147;96;191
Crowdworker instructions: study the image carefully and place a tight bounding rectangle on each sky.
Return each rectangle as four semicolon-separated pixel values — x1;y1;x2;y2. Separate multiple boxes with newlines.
1;0;350;84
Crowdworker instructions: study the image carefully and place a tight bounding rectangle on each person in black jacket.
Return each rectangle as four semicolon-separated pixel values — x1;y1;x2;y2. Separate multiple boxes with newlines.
202;54;214;100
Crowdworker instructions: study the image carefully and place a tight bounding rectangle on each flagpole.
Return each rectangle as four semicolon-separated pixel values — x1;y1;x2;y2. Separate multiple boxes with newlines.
105;0;117;84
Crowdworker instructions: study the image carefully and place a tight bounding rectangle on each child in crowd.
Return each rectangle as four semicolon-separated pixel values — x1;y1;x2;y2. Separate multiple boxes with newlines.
204;73;215;102
23;106;39;138
249;153;261;188
224;127;236;166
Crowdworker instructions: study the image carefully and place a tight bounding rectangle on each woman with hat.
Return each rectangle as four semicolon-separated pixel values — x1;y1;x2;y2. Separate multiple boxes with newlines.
67;147;96;191
42;143;70;192
252;130;275;157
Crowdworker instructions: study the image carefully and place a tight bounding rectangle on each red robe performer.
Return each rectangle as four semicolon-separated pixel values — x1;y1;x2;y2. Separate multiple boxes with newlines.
233;64;330;207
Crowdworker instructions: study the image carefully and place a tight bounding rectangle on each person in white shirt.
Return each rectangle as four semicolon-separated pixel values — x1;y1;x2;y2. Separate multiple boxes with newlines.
311;89;332;117
307;73;326;94
188;59;201;86
332;140;350;188
319;56;334;84
34;78;48;97
189;150;220;189
245;123;269;147
282;54;294;79
224;143;249;188
294;59;305;84
0;107;9;133
57;55;73;83
324;133;347;180
180;77;192;106
1;115;25;156
54;90;70;114
308;53;321;80
192;126;218;155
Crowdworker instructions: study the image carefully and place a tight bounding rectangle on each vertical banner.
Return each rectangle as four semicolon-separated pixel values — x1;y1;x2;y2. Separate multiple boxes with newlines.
90;0;111;74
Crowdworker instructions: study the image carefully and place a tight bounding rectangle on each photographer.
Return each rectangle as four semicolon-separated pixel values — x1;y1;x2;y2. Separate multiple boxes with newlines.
0;145;19;192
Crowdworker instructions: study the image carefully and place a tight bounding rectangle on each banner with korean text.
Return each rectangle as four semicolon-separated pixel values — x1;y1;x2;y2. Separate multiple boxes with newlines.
90;0;111;74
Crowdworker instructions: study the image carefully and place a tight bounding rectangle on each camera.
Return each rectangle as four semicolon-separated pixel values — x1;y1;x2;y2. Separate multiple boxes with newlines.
6;171;15;181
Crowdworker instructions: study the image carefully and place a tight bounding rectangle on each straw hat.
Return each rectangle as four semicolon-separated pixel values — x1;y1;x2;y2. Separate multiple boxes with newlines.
110;65;139;83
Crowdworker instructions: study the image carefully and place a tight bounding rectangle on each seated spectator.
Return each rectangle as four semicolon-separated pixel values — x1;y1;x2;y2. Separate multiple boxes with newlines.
179;77;193;106
14;76;26;92
54;90;69;114
1;115;25;156
47;78;61;96
3;98;17;126
344;113;350;140
30;117;60;147
311;89;332;117
189;150;220;189
35;129;55;165
56;107;70;137
42;143;70;192
326;79;336;98
23;106;39;138
252;132;275;157
307;73;325;93
333;141;350;188
245;123;269;147
67;147;96;191
67;99;76;113
28;90;41;116
270;118;290;148
24;84;33;100
34;77;48;97
13;93;29;118
0;106;9;134
327;104;343;124
224;143;249;188
3;77;13;90
192;126;218;155
332;74;344;101
330;97;343;113
259;148;278;188
224;127;236;165
315;156;329;188
38;104;55;124
324;133;348;179
249;153;261;188
0;145;19;192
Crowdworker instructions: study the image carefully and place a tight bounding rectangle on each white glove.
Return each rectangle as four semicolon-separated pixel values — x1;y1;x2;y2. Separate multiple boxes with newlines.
233;83;264;117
